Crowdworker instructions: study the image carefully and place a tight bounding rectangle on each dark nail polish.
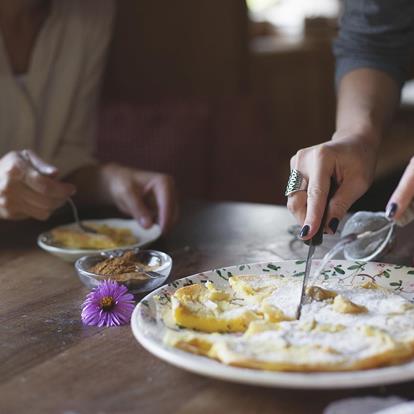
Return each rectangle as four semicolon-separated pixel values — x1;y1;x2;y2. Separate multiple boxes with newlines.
328;217;339;234
299;225;310;238
386;202;398;219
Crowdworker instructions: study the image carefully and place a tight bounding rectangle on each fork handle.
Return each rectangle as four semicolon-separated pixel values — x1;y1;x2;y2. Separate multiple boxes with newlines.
67;198;82;227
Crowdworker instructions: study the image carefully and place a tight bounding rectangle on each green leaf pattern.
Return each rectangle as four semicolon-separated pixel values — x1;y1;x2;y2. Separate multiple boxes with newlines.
138;260;414;332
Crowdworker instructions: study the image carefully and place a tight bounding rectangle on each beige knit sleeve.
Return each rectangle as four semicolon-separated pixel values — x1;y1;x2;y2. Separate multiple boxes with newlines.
52;0;115;178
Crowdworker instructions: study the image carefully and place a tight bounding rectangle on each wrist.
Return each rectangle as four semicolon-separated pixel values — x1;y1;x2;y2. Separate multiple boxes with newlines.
97;163;123;203
332;127;381;151
100;162;122;179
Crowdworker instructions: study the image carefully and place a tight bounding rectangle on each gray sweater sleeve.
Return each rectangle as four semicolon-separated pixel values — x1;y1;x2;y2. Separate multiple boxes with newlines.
333;0;414;87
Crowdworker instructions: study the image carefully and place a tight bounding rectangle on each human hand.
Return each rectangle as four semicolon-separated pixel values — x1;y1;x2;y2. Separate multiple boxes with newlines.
385;157;414;221
102;164;178;233
0;150;76;220
287;134;377;240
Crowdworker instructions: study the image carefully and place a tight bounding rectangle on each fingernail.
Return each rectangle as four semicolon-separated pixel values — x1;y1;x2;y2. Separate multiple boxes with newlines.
140;217;152;228
45;166;57;174
328;217;339;234
299;225;310;238
386;202;398;219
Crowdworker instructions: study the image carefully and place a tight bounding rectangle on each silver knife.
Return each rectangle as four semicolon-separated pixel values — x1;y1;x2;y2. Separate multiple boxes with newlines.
296;177;337;319
296;244;315;319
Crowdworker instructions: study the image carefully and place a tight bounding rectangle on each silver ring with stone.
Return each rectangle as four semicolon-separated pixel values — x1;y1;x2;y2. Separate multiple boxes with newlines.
285;169;308;197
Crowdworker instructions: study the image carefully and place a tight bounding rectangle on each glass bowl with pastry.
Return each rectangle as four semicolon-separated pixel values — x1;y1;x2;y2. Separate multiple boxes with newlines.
37;218;161;262
75;248;172;293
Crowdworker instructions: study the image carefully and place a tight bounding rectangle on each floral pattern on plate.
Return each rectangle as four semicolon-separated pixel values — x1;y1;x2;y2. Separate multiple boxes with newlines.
132;260;414;389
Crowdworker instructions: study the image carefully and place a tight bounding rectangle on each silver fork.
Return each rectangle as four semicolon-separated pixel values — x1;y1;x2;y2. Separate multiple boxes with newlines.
65;197;98;234
19;150;97;234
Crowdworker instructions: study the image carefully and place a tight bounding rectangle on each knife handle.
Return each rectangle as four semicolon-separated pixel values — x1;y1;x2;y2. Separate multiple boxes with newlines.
305;176;337;247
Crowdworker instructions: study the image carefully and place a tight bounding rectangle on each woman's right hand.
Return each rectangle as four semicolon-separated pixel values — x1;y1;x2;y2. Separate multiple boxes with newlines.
0;150;76;221
287;133;378;239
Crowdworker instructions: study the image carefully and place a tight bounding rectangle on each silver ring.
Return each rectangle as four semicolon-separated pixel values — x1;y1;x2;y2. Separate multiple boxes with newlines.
285;169;307;197
18;149;30;161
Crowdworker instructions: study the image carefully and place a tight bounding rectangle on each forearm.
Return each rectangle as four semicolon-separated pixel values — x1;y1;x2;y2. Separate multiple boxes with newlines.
65;162;178;232
334;68;400;149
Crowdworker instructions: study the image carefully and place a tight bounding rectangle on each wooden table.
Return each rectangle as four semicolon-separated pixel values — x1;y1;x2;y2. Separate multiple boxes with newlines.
2;201;414;414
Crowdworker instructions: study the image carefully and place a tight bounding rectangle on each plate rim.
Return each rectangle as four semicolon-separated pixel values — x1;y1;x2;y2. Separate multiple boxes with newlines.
131;259;414;389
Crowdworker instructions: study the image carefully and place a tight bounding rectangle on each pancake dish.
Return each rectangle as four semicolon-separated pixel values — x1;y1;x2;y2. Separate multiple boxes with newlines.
160;275;414;372
50;224;138;249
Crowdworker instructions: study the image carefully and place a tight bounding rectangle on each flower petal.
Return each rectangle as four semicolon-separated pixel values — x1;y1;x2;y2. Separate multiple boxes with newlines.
81;280;136;327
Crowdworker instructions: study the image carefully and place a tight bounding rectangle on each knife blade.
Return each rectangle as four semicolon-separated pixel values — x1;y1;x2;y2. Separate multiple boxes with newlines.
296;177;337;319
296;244;315;319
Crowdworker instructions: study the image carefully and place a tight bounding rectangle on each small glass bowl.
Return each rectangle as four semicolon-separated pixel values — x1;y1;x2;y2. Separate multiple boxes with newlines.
75;248;172;293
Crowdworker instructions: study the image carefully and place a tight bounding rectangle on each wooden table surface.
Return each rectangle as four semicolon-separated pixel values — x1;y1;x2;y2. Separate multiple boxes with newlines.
2;201;414;414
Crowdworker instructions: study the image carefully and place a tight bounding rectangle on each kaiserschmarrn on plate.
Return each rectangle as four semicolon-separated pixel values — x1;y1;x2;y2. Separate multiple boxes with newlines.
50;224;138;250
160;275;414;372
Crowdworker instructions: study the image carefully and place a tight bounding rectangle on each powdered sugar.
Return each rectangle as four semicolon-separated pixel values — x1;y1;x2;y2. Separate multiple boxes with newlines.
165;273;414;371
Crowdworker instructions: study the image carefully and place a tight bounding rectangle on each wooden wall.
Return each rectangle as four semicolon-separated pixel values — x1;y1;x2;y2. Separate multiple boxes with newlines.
100;1;339;204
249;38;337;199
104;0;249;100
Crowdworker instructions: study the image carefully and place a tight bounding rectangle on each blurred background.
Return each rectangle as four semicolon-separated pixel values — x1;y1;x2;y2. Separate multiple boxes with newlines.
97;0;414;210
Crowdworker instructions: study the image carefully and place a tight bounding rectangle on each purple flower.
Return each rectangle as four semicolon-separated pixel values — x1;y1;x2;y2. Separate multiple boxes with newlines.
81;280;135;327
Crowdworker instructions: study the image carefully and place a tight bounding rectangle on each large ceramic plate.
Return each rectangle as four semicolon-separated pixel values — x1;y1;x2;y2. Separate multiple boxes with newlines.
132;260;414;389
38;218;161;262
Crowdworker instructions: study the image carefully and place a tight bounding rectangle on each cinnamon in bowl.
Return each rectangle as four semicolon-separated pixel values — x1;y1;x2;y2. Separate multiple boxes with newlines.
75;249;172;293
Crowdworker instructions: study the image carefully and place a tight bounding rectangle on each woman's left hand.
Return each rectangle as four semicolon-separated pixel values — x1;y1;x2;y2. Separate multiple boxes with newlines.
102;164;178;233
386;157;414;220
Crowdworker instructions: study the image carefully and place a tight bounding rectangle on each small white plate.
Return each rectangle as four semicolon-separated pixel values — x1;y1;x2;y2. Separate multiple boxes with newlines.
132;259;414;389
38;218;161;262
